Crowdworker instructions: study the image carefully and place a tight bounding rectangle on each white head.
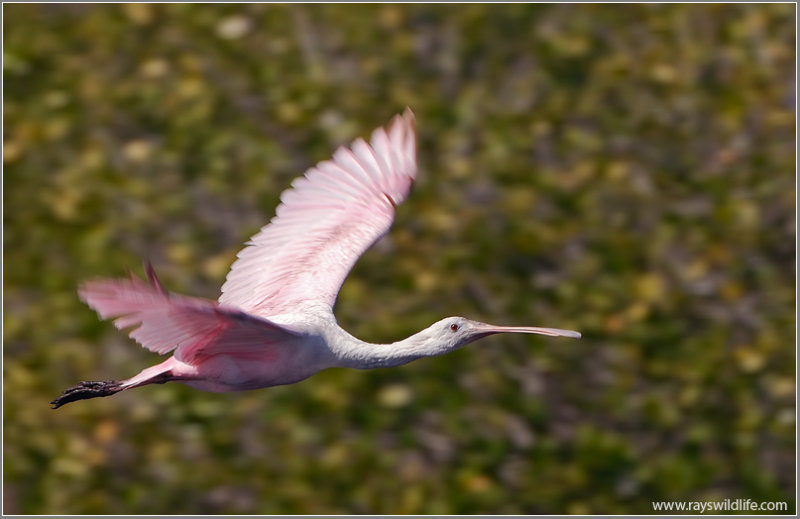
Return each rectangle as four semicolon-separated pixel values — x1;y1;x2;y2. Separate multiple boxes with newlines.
418;316;581;355
336;316;580;369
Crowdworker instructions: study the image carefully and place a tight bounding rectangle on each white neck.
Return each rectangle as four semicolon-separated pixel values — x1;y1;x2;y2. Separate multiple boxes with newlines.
331;328;452;370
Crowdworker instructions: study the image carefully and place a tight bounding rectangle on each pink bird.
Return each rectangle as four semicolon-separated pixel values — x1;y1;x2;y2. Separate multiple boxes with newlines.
51;109;580;409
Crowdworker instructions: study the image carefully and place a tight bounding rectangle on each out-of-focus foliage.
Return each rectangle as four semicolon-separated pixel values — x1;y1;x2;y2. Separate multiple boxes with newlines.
3;3;795;514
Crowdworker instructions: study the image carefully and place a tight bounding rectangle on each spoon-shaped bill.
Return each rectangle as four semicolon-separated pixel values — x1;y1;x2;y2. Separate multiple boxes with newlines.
472;322;581;339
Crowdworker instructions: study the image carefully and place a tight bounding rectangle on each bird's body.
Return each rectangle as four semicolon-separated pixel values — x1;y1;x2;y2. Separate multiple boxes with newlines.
52;109;580;409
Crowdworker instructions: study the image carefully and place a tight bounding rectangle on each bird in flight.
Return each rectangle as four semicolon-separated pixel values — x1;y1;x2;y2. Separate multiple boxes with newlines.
51;109;580;409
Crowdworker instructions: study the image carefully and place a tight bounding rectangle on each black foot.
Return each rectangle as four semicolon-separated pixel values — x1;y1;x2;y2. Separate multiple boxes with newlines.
50;380;123;409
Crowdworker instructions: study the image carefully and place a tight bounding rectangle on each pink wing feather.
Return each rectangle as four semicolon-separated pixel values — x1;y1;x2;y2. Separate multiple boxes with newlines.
79;271;300;363
219;109;417;318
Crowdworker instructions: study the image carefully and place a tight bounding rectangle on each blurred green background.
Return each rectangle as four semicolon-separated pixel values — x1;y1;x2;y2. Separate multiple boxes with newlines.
3;3;795;515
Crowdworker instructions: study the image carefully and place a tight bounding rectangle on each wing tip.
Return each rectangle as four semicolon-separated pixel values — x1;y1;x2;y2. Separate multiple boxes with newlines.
144;260;168;296
396;107;416;136
402;106;415;123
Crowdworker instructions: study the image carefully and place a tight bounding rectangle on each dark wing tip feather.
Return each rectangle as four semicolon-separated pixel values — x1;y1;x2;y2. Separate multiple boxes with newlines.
144;260;168;296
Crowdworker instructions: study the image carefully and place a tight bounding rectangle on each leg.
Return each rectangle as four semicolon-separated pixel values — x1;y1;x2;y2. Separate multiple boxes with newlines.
50;369;180;409
50;380;123;409
51;357;196;409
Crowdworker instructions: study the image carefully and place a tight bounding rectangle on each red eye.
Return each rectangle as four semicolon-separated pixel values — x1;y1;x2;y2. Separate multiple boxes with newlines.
450;323;459;332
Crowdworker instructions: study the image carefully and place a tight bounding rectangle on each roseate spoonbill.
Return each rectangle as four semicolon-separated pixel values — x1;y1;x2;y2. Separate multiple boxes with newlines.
51;109;580;409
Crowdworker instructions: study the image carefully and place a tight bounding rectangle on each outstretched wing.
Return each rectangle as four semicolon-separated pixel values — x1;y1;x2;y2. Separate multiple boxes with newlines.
80;266;301;363
219;109;417;318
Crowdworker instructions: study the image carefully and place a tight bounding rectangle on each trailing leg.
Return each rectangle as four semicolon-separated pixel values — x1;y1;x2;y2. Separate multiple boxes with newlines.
50;369;175;409
50;380;124;409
